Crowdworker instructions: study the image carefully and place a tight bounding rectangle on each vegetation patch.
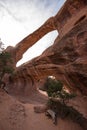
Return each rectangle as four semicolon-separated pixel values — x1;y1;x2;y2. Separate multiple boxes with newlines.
0;40;14;89
44;76;87;129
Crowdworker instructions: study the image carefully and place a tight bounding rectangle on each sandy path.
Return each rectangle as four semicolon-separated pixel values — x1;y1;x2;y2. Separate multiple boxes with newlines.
25;104;83;130
0;89;83;130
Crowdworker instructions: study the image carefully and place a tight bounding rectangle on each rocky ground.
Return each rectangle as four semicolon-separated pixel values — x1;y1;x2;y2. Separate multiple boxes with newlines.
0;88;83;130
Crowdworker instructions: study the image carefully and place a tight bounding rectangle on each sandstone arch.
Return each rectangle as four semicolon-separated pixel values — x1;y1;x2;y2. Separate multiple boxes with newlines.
5;0;87;97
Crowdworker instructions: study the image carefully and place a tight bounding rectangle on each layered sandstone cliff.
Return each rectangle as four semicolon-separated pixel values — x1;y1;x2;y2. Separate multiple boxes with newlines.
5;0;87;95
3;1;87;128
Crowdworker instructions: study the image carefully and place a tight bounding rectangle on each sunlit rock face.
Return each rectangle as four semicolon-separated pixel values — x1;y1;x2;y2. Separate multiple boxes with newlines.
6;0;87;97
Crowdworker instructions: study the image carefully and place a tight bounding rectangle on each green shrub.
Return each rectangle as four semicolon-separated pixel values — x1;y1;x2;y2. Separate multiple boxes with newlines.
0;41;14;88
45;78;63;97
45;77;76;104
45;77;87;129
47;99;86;127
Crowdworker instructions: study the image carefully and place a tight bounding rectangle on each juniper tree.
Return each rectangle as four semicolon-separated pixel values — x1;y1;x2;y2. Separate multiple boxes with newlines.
0;40;14;88
45;77;76;105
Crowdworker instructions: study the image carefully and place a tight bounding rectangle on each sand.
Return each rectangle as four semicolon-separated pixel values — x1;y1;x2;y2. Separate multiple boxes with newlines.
0;89;83;130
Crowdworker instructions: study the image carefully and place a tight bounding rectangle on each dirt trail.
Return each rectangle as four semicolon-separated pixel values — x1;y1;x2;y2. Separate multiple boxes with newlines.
0;89;83;130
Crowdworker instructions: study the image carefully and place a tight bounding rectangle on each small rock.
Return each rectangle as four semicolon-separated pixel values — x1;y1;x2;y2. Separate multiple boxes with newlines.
34;104;48;113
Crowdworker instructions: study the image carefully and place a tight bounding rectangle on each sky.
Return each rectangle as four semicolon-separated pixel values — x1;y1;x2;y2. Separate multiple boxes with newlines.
0;0;66;66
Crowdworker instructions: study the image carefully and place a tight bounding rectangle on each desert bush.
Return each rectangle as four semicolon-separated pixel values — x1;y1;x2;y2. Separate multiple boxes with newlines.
45;77;76;104
0;40;14;88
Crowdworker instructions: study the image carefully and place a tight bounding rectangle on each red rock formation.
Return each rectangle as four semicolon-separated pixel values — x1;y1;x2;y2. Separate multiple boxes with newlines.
5;17;56;66
5;0;87;96
3;2;87;124
3;2;87;128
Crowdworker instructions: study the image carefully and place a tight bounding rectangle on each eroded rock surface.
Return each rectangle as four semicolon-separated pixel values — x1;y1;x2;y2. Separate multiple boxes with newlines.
4;0;87;127
6;0;87;95
0;89;83;130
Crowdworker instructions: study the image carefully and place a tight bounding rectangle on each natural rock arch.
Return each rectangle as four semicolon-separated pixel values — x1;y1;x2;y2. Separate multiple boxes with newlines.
4;0;87;97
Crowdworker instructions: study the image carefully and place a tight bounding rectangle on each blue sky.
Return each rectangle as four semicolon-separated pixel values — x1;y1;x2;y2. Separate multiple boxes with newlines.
0;0;66;66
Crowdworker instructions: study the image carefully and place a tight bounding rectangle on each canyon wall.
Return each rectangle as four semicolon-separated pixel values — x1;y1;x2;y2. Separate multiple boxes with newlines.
5;0;87;97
